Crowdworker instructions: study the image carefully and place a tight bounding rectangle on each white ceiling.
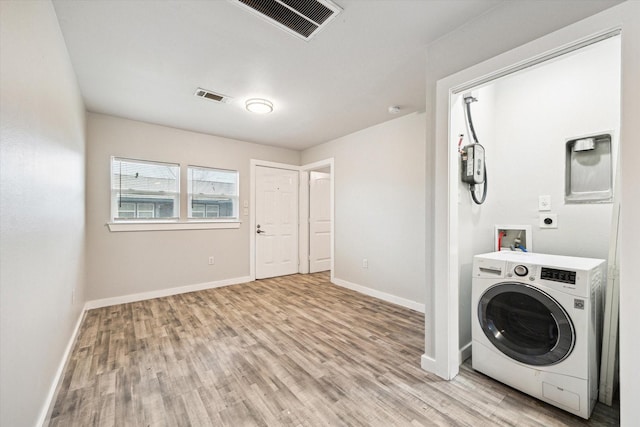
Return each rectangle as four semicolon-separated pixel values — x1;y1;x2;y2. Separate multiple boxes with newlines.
52;0;622;150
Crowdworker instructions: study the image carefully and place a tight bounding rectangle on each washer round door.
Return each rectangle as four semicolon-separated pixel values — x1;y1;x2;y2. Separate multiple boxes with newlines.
477;282;575;366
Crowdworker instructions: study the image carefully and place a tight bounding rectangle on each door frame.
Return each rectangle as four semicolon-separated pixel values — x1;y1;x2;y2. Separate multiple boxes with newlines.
299;158;334;281
426;25;624;381
249;158;334;282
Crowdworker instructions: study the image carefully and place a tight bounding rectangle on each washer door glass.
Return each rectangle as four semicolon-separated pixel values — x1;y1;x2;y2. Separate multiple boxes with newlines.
478;282;575;366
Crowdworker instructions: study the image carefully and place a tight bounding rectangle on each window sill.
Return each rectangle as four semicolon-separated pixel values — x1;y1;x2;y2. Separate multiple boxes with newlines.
107;221;241;232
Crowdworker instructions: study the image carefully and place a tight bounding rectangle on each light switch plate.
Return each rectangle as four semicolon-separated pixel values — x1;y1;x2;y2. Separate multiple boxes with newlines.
538;195;551;211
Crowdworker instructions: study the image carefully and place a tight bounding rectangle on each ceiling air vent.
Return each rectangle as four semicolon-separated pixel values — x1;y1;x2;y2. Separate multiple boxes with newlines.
194;88;232;103
234;0;342;41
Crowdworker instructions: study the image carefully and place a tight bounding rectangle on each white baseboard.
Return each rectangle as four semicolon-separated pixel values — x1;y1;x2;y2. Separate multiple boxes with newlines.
421;354;438;374
38;308;86;427
331;277;425;313
421;344;472;382
84;276;252;310
459;341;472;365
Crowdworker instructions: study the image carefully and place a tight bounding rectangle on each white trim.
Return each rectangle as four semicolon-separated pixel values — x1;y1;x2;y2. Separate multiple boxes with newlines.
250;159;301;170
300;158;335;281
38;309;86;427
432;21;626;382
459;342;472;365
332;277;425;313
452;28;621;95
107;221;240;232
301;158;334;171
432;75;460;380
84;276;251;309
421;354;438;373
299;170;310;274
249;159;301;281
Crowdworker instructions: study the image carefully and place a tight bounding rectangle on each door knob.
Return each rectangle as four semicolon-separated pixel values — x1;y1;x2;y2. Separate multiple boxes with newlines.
257;229;265;234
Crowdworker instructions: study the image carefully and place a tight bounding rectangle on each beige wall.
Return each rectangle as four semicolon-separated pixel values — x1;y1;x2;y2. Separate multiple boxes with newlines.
0;1;87;425
302;112;426;306
86;113;300;301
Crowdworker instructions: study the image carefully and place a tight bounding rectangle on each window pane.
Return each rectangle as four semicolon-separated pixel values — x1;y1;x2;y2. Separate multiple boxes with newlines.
205;204;220;218
118;202;135;218
136;202;155;218
188;166;238;219
192;204;205;218
112;158;179;220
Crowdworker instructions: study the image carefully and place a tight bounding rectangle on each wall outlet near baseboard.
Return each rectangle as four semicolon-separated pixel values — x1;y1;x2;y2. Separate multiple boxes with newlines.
208;256;215;265
362;258;368;269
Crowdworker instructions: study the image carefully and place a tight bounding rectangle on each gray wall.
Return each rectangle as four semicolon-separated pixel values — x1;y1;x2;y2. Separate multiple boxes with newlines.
0;2;87;425
302;112;426;306
86;113;300;301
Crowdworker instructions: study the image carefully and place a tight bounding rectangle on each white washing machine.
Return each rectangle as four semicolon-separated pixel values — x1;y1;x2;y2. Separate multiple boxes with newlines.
471;251;605;419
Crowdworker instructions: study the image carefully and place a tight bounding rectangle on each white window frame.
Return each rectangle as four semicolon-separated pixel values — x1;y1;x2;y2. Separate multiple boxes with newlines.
187;165;239;221
108;157;241;232
111;157;180;222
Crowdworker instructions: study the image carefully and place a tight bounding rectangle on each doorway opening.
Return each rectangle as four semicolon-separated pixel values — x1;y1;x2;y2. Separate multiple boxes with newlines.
455;33;621;365
426;28;622;383
300;159;334;280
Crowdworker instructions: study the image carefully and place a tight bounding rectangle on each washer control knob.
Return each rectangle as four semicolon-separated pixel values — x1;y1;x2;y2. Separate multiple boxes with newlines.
514;265;529;277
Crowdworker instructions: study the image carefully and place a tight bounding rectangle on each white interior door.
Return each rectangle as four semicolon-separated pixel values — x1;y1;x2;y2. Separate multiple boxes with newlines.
309;171;331;273
255;166;299;279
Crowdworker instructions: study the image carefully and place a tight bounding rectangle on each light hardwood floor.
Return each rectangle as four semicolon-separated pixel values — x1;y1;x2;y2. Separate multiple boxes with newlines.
48;272;619;426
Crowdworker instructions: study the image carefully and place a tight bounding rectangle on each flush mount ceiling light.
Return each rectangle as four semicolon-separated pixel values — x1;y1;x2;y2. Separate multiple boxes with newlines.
246;98;274;114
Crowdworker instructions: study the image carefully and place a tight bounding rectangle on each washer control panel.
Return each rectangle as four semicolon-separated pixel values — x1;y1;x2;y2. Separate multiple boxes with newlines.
474;251;604;298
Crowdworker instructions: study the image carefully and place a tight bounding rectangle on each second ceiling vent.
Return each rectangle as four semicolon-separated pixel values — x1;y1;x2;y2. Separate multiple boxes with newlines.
194;88;232;104
234;0;342;41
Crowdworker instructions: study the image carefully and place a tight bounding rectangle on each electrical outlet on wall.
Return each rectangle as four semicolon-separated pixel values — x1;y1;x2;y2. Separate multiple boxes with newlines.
208;256;215;265
362;258;368;269
539;214;558;229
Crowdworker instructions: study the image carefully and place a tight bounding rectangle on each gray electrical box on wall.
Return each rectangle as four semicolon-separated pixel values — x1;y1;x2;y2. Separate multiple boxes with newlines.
565;133;613;203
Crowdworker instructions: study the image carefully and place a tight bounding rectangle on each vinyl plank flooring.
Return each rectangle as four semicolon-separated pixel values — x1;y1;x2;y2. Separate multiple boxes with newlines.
48;272;619;426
